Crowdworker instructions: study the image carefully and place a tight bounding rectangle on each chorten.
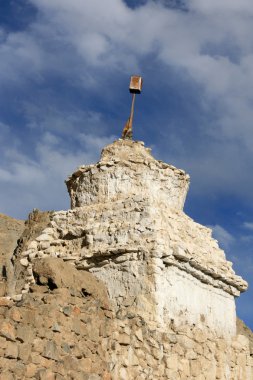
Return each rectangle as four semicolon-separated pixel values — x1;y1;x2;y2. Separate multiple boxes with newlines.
19;139;247;338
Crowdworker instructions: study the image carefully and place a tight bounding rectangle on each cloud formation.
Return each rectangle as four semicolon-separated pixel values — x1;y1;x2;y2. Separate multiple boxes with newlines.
0;120;116;217
243;222;253;231
1;0;253;213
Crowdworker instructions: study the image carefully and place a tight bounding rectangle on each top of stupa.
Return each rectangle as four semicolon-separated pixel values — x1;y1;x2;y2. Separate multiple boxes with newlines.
100;139;153;162
66;139;190;210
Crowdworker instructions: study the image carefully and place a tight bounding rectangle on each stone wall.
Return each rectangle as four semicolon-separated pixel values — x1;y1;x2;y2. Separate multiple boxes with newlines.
12;209;52;298
0;213;24;296
0;258;252;379
0;258;112;380
0;258;253;380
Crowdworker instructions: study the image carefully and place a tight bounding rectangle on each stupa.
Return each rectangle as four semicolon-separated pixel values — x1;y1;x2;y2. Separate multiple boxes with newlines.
18;138;247;338
9;77;251;378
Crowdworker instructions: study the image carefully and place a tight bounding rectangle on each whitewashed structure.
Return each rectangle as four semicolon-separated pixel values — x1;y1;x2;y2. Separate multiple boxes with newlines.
21;139;247;337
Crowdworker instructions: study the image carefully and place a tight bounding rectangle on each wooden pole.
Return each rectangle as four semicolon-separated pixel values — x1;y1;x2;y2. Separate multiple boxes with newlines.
129;93;136;134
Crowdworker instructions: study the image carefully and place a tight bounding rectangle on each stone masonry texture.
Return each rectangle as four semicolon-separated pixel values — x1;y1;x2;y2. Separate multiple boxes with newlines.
0;213;24;297
0;139;252;379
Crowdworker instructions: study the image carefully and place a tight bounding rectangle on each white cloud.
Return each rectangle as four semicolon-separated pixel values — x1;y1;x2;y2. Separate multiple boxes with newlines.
0;124;116;218
190;0;253;14
1;0;253;110
24;0;253;145
243;222;253;231
22;102;104;135
210;224;235;249
0;31;44;86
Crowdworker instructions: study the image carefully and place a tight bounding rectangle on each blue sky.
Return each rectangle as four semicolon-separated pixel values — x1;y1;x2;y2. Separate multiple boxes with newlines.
0;0;253;329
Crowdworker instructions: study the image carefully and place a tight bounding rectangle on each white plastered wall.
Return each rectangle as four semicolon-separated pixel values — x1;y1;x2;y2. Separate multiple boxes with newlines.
90;256;236;337
155;265;236;336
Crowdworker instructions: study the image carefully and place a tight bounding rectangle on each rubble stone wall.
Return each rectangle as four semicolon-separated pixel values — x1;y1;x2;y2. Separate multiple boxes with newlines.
0;259;113;380
0;213;24;296
0;258;252;379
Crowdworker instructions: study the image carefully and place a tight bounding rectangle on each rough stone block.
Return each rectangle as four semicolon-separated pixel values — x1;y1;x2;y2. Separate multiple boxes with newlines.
18;342;32;362
5;341;18;359
0;321;16;341
42;340;59;361
16;324;34;343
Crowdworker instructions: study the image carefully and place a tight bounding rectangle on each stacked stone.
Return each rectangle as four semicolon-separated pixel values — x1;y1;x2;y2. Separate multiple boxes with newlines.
0;262;252;379
0;259;112;380
110;301;252;379
0;213;24;296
